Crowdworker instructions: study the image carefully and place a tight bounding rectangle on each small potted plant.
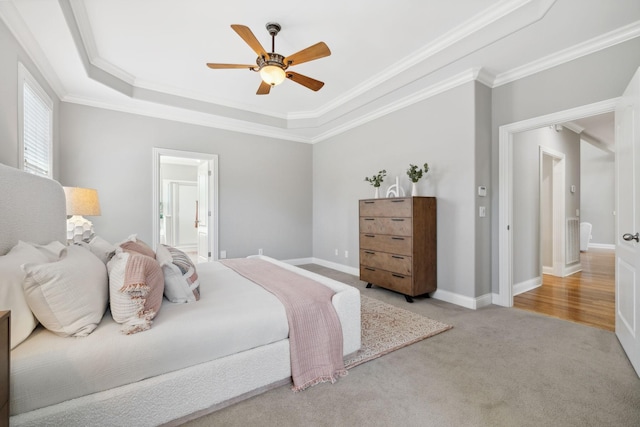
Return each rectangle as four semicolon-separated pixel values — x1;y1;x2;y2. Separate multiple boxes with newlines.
406;163;429;196
364;169;387;198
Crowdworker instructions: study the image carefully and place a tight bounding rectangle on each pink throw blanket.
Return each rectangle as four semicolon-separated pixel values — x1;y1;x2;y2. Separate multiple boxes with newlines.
221;258;347;391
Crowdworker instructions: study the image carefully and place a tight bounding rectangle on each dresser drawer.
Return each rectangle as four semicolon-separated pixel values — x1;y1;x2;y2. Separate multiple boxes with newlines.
359;217;411;236
360;198;412;217
360;267;412;295
360;250;411;275
359;233;412;256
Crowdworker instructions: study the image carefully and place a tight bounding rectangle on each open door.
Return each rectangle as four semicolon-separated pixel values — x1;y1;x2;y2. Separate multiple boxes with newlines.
615;67;640;377
197;161;210;263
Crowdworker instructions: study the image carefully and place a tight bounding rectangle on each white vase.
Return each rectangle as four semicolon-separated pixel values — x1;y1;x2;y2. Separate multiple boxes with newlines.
411;182;418;197
374;187;380;199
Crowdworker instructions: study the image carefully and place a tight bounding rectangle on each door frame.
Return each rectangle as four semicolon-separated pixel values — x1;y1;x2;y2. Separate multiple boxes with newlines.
152;148;219;261
496;98;619;307
539;146;566;278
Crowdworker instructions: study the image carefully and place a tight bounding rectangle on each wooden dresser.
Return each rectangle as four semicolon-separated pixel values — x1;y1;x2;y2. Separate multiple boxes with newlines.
359;197;436;302
0;311;9;427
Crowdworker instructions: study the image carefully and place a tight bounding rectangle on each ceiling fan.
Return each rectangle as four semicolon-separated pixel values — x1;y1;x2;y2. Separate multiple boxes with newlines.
206;23;331;95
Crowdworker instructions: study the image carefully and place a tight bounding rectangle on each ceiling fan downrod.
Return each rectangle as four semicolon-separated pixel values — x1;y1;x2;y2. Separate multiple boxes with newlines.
265;22;281;54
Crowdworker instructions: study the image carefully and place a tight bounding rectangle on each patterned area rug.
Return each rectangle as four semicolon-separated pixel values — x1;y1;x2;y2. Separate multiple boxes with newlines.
344;295;453;369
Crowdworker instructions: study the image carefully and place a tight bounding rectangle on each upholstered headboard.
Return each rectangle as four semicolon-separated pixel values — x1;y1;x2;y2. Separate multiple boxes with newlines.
0;163;66;255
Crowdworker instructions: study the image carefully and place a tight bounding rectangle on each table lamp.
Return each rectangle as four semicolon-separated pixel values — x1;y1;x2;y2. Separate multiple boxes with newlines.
63;186;101;243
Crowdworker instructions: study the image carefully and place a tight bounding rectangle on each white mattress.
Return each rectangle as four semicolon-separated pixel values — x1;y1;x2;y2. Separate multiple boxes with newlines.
10;261;289;415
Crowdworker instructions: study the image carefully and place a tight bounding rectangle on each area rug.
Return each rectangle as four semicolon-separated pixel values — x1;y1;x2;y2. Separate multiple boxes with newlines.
344;295;453;369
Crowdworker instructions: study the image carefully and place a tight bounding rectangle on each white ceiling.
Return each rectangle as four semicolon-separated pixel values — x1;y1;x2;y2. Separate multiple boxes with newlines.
1;0;639;143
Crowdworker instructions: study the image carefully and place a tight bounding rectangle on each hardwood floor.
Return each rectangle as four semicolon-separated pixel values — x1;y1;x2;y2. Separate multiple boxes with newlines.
513;248;615;331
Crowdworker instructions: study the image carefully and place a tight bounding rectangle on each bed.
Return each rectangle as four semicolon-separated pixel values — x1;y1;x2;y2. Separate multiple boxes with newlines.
0;163;361;426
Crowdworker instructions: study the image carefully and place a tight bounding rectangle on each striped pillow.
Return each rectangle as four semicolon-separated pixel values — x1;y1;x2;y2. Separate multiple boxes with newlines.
156;244;200;303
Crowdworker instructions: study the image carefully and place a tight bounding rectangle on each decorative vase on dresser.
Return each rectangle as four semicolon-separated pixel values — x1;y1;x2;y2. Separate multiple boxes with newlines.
359;197;436;302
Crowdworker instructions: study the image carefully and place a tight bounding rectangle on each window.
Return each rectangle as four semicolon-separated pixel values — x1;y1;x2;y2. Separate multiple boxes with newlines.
19;63;53;178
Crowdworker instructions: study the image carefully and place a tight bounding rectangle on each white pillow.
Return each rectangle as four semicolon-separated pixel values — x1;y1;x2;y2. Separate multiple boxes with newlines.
22;245;108;337
0;240;66;348
156;244;200;303
75;235;116;264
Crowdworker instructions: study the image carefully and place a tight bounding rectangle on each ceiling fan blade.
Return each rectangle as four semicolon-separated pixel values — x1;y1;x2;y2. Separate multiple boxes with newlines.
257;80;272;95
286;71;325;91
206;63;255;69
231;24;267;58
284;42;331;67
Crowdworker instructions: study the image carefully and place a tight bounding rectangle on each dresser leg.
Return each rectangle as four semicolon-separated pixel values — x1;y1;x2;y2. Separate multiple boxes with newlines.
366;283;372;288
404;295;414;303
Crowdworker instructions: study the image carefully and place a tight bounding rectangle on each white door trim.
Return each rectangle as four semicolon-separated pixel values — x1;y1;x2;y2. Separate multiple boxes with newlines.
152;148;219;260
539;146;566;278
496;98;619;307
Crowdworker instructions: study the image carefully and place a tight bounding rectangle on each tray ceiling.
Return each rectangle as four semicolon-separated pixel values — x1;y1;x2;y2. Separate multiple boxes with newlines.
1;0;639;142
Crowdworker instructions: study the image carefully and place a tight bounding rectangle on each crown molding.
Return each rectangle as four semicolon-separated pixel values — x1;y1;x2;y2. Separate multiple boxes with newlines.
62;94;314;143
291;0;553;121
561;121;585;134
0;1;67;99
493;20;640;87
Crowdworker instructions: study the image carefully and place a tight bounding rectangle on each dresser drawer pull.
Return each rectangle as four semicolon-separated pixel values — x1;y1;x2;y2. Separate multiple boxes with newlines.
391;255;404;259
365;267;375;271
392;274;406;279
391;237;405;241
391;200;405;203
364;201;375;204
391;218;405;222
364;251;376;255
364;218;375;221
365;234;375;238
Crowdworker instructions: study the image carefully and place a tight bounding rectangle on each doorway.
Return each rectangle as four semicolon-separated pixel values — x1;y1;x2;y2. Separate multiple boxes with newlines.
497;98;618;307
152;148;219;263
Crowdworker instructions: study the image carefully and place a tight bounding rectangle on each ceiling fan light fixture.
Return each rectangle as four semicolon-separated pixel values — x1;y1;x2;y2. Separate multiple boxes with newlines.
260;65;286;86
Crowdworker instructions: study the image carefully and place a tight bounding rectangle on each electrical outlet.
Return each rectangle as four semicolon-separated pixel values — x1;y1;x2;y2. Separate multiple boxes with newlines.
220;250;227;259
344;250;349;258
334;249;338;256
258;248;263;255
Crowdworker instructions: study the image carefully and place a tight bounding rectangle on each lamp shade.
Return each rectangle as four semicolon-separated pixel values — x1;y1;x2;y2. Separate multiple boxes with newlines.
259;65;286;86
63;187;101;216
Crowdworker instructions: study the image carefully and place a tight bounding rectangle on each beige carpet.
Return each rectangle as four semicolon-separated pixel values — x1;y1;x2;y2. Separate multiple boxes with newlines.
344;295;452;369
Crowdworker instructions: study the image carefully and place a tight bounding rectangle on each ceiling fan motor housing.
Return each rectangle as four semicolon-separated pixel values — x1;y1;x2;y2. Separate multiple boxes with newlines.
256;53;287;70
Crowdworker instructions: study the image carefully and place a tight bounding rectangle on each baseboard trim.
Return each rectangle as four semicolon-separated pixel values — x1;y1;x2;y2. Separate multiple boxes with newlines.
513;276;541;296
588;243;615;250
563;263;582;277
431;289;493;310
283;257;360;276
285;257;493;310
282;257;314;266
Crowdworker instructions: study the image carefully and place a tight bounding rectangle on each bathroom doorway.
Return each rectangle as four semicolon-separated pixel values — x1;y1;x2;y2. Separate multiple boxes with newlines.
152;148;219;263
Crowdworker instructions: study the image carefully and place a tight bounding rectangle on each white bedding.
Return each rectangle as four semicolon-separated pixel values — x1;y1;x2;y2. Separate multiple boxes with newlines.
11;261;289;415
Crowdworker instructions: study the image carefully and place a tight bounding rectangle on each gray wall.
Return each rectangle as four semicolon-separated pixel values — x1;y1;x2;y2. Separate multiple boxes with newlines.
59;103;313;260
0;18;60;176
580;142;615;245
491;37;640;293
474;82;492;297
313;81;487;299
512;126;580;284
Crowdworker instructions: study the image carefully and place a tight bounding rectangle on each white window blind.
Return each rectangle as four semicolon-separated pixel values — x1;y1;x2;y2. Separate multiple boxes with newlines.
19;64;53;178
